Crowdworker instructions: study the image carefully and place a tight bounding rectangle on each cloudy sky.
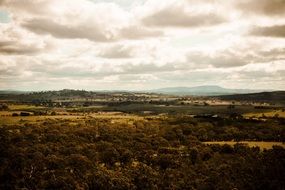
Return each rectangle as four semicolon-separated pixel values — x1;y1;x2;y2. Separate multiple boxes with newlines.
0;0;285;91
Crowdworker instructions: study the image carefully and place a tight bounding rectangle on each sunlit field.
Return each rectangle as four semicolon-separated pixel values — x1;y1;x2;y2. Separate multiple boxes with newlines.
244;109;285;119
204;141;285;150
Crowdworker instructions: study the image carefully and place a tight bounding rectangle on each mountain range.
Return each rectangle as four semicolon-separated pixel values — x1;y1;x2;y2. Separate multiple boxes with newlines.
147;85;272;96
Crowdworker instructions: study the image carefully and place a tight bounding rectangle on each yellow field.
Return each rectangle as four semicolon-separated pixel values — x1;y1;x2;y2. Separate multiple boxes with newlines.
243;109;285;118
8;104;46;110
203;141;285;150
0;110;147;125
0;115;84;125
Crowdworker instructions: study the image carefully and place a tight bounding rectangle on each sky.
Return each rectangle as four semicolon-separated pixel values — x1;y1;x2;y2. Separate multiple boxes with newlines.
0;0;285;91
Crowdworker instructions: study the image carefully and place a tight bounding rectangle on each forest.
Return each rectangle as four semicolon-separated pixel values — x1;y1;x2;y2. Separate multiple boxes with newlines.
0;114;284;189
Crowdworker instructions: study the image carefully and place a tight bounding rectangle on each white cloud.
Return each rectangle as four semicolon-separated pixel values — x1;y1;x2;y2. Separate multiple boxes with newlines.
0;0;284;90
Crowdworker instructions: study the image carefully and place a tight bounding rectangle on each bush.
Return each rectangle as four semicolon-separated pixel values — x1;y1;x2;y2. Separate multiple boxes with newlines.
20;112;30;116
12;113;19;117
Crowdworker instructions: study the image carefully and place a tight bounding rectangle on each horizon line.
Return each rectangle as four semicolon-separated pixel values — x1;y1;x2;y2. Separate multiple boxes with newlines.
0;85;284;92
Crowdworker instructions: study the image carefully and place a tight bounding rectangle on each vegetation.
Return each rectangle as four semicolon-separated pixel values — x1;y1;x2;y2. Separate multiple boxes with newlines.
0;115;284;189
217;91;285;105
0;90;284;189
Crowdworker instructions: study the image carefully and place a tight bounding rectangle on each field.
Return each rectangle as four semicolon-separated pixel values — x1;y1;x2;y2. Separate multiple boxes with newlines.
244;109;285;119
0;91;284;189
204;141;285;150
8;104;47;110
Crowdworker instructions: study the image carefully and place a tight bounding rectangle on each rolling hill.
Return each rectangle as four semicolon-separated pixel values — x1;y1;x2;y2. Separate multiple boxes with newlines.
217;91;285;105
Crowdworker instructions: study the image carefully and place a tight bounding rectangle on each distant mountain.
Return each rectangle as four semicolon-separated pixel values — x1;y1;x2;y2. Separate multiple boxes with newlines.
217;91;285;105
148;85;270;96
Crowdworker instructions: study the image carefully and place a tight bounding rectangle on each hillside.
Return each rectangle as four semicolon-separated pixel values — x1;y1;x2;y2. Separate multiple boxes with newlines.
217;91;285;105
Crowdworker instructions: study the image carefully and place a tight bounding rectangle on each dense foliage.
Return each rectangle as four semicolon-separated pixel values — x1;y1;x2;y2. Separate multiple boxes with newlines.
218;91;285;105
0;116;284;189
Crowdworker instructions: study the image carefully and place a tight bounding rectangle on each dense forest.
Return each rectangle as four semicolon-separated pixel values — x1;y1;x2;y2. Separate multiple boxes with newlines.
0;116;284;189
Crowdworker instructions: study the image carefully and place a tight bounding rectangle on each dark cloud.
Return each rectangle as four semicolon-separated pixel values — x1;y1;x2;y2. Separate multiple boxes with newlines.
0;40;44;55
237;0;285;16
249;25;285;38
22;18;116;42
23;18;163;42
142;5;226;28
260;48;285;58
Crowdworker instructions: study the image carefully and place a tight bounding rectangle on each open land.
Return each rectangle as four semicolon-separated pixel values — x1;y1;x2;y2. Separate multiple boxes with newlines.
0;90;284;189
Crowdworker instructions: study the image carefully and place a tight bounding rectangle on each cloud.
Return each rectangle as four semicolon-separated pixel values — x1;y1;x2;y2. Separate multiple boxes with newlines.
2;0;163;42
0;23;54;55
0;40;49;55
0;56;38;78
22;18;116;42
249;25;285;38
187;51;246;68
98;44;134;58
143;10;225;28
141;1;226;28
0;0;285;90
1;52;285;90
119;25;163;39
237;0;285;16
0;0;54;16
123;62;176;74
23;19;164;42
260;48;285;58
187;47;285;68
